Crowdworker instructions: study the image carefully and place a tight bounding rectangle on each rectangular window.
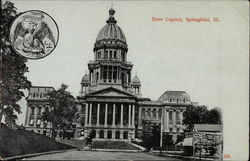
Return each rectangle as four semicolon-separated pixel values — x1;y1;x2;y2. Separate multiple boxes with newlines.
29;119;34;125
37;119;41;125
98;51;101;59
109;50;113;59
104;50;108;59
114;51;117;59
121;51;126;62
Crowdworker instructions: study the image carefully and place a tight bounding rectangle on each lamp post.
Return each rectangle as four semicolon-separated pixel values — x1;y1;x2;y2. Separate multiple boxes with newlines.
160;112;164;156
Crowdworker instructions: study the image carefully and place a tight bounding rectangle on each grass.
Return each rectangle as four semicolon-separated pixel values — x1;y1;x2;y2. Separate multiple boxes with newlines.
0;123;75;158
92;140;140;150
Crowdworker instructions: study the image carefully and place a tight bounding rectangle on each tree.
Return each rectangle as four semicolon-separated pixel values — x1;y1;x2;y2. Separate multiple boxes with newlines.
206;107;222;124
0;1;31;126
183;105;222;132
42;84;78;138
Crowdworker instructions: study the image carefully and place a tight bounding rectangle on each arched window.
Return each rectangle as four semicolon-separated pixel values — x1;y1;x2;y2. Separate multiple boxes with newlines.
183;99;186;103
99;130;104;138
114;50;117;59
40;92;43;98
107;130;112;139
176;99;179;103
153;109;157;119
169;98;172;102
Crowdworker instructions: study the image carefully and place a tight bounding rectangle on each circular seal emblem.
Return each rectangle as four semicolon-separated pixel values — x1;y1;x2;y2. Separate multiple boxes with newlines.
9;10;59;59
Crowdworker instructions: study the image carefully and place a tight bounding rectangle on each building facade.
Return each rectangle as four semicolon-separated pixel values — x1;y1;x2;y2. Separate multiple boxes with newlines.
24;86;54;137
76;8;193;142
24;8;193;143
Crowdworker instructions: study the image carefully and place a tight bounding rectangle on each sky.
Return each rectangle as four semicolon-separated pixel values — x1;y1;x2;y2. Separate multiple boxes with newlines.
7;0;249;159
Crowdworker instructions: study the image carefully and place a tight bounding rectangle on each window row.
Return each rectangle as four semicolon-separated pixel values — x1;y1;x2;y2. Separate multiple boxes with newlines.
169;98;186;103
96;49;126;62
29;118;48;128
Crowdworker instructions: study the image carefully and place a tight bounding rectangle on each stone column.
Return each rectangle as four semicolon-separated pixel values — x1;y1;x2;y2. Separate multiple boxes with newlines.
89;103;92;125
166;109;169;132
34;106;38;127
112;130;115;139
120;104;123;127
132;105;135;127
138;106;142;128
97;103;100;126
179;110;183;123
85;103;89;127
104;103;108;127
120;130;124;139
128;104;131;127
112;104;116;127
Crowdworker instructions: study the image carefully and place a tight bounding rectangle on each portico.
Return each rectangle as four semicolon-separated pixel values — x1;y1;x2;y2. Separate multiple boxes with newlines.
80;87;136;140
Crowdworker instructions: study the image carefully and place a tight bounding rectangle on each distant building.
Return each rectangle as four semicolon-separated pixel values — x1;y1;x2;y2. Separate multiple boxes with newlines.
24;86;54;137
183;124;223;157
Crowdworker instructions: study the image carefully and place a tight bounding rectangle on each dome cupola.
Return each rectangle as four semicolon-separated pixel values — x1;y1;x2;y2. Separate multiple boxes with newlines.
81;74;90;84
131;75;141;86
94;7;127;52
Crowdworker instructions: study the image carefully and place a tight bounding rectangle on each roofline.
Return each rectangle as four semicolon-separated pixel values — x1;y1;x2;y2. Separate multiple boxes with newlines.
85;86;136;98
29;86;55;89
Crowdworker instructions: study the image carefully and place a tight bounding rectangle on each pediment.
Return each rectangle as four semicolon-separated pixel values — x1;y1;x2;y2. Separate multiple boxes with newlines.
86;87;135;98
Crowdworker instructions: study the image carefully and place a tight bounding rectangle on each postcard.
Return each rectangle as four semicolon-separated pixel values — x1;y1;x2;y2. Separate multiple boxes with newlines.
0;0;249;160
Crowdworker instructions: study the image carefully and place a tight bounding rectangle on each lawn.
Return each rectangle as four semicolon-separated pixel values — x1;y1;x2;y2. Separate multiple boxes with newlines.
0;123;75;158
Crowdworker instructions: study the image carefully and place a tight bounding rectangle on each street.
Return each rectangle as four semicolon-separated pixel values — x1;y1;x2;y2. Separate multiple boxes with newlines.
25;150;194;160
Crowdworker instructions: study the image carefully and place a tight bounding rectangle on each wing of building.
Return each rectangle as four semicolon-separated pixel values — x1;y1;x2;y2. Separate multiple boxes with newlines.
24;86;54;137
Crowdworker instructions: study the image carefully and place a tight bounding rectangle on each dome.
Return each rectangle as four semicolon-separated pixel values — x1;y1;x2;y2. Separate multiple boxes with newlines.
96;23;126;42
158;91;191;103
95;8;126;43
131;75;141;86
81;74;90;84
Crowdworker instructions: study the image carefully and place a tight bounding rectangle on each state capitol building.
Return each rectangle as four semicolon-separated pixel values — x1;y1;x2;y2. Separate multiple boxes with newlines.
25;8;194;143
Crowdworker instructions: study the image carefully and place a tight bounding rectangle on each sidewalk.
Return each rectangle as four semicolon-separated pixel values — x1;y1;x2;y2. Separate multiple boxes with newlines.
2;148;78;161
150;152;222;161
